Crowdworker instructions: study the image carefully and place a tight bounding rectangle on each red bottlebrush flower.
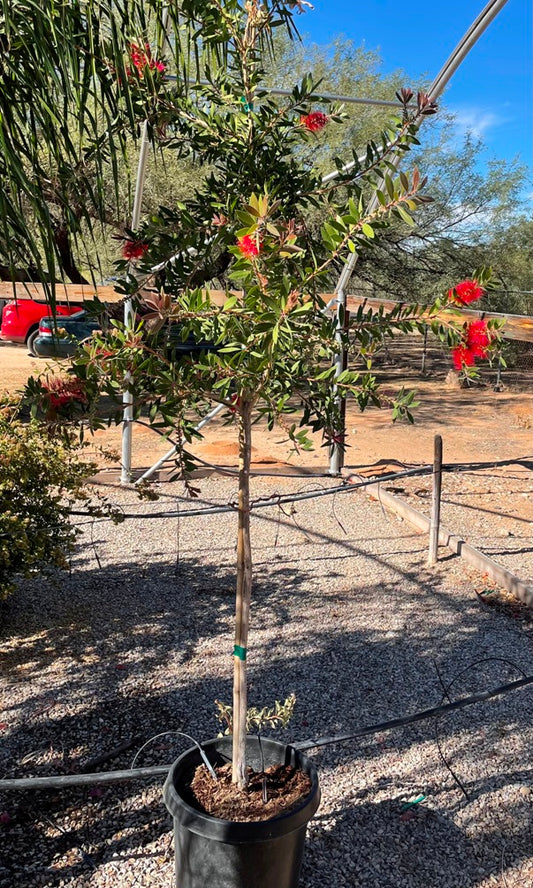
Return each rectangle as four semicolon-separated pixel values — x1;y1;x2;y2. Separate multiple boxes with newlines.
452;345;477;370
448;279;485;305
129;42;165;77
41;377;88;409
300;111;329;132
237;235;260;259
122;240;149;261
451;319;493;370
466;319;491;356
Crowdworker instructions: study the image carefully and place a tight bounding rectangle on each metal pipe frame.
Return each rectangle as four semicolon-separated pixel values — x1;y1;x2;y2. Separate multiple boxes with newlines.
121;121;150;484
166;76;404;108
328;0;511;475
121;6;172;484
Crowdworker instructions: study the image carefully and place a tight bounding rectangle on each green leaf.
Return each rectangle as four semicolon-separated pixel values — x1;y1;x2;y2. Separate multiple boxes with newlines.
396;205;415;227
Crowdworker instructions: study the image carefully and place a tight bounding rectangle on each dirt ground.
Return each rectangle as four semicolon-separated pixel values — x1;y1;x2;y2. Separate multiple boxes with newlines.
2;340;532;475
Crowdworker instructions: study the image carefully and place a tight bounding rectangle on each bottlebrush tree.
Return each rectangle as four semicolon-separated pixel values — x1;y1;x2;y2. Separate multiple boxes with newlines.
25;1;499;789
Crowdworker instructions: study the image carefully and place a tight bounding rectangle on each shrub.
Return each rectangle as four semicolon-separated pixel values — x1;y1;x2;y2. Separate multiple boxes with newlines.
0;397;97;599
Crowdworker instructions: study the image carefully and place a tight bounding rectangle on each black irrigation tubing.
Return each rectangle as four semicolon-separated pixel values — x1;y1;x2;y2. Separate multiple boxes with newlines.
1;675;531;791
441;456;533;474
432;657;529;801
294;674;533;752
70;464;434;520
71;455;533;524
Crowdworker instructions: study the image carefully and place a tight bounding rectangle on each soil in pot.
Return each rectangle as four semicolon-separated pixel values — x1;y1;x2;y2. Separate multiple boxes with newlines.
188;762;312;822
164;738;320;888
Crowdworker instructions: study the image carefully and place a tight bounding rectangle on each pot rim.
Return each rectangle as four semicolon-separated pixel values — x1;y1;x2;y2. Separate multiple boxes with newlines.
163;736;320;844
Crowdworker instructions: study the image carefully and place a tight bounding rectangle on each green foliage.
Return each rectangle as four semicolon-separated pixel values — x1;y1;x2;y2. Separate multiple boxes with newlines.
36;4;496;456
215;694;297;736
265;36;530;303
3;7;525;306
0;398;97;599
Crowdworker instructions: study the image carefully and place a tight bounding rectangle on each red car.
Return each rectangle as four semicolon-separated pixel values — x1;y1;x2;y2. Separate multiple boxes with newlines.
0;299;83;355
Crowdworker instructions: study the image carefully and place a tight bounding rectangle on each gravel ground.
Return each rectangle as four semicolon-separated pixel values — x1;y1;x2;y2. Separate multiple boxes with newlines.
1;471;532;888
383;461;533;586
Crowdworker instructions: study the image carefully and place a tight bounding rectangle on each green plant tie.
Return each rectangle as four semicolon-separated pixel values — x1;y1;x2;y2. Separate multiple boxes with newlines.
400;795;426;812
240;96;253;113
233;645;247;660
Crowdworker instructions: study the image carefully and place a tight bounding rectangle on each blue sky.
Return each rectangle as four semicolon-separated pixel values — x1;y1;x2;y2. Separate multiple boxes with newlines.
298;0;532;199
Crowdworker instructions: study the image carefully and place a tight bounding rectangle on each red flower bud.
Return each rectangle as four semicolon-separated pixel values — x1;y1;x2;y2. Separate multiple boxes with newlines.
417;92;438;115
396;87;414;106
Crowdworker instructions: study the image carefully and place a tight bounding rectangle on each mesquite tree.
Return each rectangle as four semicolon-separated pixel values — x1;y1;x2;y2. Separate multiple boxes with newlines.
23;1;497;789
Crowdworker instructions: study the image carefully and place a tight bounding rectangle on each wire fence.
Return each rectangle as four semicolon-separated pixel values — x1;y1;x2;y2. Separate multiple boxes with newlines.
371;330;533;391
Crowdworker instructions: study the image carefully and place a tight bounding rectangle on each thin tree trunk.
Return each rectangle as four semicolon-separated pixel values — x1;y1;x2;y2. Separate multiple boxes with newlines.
232;399;253;789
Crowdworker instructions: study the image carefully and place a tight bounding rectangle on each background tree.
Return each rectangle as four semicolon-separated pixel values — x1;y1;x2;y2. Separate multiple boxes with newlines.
2;8;529;305
265;35;531;305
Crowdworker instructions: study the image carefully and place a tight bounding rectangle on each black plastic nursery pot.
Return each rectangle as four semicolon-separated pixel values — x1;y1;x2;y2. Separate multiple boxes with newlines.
163;735;320;888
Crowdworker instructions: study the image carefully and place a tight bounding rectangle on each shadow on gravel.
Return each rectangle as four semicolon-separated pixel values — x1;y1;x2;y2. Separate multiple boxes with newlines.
1;531;532;886
303;798;481;888
302;772;533;888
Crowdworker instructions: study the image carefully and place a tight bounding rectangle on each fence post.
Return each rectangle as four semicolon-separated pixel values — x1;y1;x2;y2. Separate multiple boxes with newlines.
428;434;443;564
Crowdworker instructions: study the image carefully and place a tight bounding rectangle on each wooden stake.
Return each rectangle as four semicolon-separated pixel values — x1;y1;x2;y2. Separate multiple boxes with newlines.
232;400;253;788
428;434;443;564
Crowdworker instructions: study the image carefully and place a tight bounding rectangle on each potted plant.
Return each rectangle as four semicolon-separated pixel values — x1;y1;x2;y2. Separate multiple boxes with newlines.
24;2;498;885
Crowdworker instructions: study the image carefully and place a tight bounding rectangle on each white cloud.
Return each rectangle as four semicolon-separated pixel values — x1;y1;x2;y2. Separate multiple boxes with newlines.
452;108;506;140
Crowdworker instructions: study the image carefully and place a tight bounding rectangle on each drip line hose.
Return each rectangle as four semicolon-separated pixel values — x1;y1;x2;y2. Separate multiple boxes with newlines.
294;674;533;752
70;464;433;521
71;455;533;523
130;730;218;780
1;674;531;791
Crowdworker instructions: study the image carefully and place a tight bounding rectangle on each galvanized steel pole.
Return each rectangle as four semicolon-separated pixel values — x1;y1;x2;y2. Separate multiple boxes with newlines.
121;7;171;484
428;434;443;564
121;122;150;484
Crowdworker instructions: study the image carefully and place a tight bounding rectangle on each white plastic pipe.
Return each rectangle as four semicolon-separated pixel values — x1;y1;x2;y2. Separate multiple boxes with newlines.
121;7;171;483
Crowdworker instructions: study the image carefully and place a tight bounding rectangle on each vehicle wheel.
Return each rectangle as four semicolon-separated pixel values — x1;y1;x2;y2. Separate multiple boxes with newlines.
26;327;40;356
